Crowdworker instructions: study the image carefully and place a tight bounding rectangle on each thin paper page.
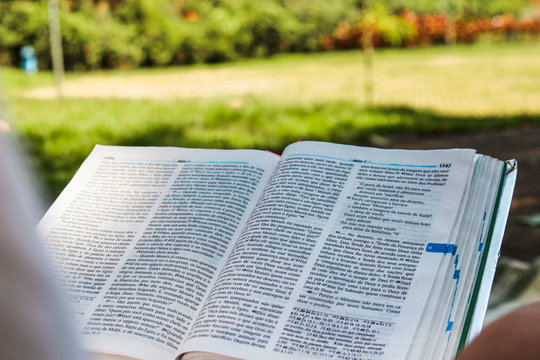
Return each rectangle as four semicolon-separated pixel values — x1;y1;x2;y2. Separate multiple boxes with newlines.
405;156;477;360
276;142;476;360
38;145;279;360
180;141;475;360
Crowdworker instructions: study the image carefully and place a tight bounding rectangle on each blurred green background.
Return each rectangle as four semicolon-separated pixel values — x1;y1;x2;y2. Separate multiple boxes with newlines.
1;0;539;311
1;0;539;201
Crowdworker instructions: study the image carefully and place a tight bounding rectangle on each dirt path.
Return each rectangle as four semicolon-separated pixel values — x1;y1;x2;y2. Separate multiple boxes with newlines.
22;44;540;116
389;124;540;261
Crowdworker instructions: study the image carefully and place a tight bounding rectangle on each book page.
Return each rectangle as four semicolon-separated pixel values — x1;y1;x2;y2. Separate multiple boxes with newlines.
38;145;279;360
179;141;475;360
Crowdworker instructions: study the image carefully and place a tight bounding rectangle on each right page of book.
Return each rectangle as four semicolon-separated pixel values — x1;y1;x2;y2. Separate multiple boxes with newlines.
179;141;476;360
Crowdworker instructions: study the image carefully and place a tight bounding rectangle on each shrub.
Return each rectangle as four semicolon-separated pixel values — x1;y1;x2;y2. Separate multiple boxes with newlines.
325;3;416;50
112;0;183;66
0;1;143;70
1;0;537;70
400;11;447;46
93;20;143;69
286;0;361;52
60;9;143;70
0;1;49;68
371;4;417;46
232;1;298;57
187;7;241;63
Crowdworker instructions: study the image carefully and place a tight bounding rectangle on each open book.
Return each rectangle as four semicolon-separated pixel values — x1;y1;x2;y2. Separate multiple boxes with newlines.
37;141;516;360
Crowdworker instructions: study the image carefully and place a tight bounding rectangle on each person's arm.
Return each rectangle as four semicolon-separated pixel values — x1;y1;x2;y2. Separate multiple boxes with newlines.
0;133;85;360
457;301;540;360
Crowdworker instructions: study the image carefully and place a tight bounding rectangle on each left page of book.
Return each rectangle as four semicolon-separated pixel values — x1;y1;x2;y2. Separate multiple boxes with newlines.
37;145;280;360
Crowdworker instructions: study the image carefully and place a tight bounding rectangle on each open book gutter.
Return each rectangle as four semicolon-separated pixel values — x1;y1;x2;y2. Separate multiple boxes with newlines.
38;142;516;360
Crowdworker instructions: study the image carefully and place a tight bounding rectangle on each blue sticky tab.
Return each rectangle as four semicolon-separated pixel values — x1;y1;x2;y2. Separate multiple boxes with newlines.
454;255;459;266
426;243;447;253
446;321;454;332
426;243;457;254
453;270;460;280
478;242;483;252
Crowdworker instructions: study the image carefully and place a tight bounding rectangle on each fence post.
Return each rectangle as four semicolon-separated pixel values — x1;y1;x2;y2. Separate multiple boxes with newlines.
361;0;374;106
48;0;64;99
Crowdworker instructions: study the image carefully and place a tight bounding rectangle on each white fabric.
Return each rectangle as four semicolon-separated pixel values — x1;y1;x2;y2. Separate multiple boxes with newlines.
0;131;85;359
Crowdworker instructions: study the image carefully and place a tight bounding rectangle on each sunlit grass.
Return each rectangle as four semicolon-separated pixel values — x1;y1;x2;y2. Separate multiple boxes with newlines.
1;40;539;201
9;40;540;115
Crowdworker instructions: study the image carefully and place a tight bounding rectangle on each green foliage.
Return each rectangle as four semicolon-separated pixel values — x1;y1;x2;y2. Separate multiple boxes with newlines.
369;3;417;46
113;0;183;66
232;1;298;57
475;0;530;17
0;0;535;70
108;0;360;65
285;0;360;51
0;2;49;67
0;1;143;70
376;0;530;16
376;0;445;14
59;10;144;70
94;20;143;69
175;4;243;63
0;0;364;69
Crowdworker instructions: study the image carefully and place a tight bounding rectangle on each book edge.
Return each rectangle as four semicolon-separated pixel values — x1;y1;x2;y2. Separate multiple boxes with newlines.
457;159;517;351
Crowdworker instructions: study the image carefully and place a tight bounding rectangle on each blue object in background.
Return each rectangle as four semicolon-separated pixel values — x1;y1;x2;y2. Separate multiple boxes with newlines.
20;45;38;74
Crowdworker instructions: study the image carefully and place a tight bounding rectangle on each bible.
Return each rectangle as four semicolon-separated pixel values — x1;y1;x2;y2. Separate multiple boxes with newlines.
37;141;516;360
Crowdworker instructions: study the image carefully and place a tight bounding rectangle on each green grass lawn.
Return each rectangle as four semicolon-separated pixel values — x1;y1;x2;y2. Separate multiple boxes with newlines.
1;40;540;201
